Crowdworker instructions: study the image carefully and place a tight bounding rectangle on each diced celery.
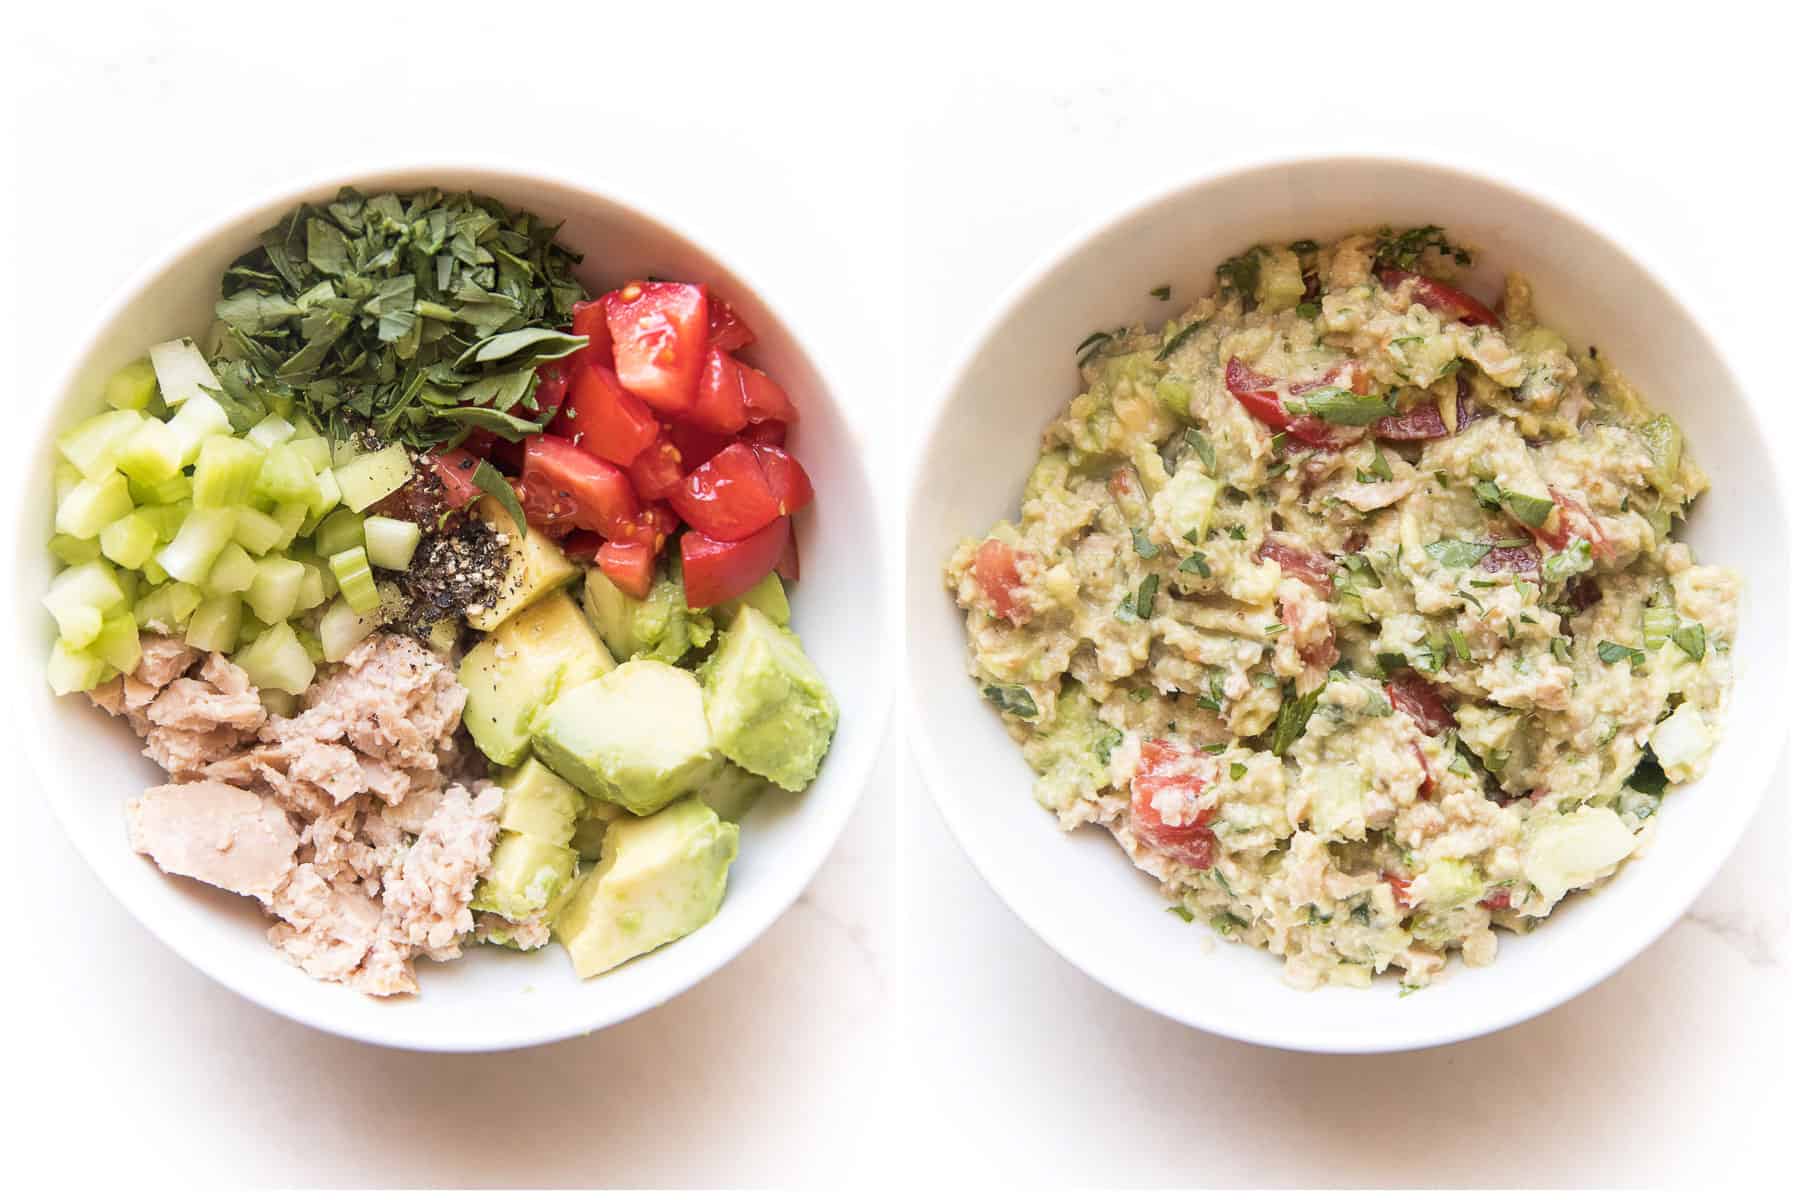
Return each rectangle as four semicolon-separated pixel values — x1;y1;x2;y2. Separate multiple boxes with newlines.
46;560;125;617
255;444;317;506
49;534;101;566
262;689;299;718
141;559;169;585
313;510;366;557
47;640;105;695
232;507;284;556
271;501;310;549
104;359;160;411
247;556;305;624
184;594;243;653
128;471;191;506
134;581;204;632
319;595;381;661
425;619;459;658
100;512;158;570
155;507;238;584
54;463;84;506
192;436;265;508
295;563;327;613
92;612;141;674
237;612;269;647
206;542;258;594
58;410;146;480
295;626;326;663
137;502;192;543
335;444;414;512
115;569;141;612
147;337;220;408
290;436;332;472
115;418;187;485
166;392;232;467
309;466;342;520
363;516;420;570
54;470;134;539
55;604;103;648
1642;605;1678;649
245;413;296;450
329;546;381;614
233;621;316;693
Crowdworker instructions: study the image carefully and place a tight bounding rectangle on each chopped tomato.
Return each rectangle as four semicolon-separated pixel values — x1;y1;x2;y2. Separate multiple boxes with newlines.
689;349;752;434
596;539;657;600
1479;542;1541;577
681;516;790;607
1539;487;1613;562
1479;889;1512;910
1281;593;1339;673
568;299;615;372
520;435;642;540
775;522;800;581
972;539;1031;623
515;472;578;539
749;444;815;515
738;359;798;424
707;295;756;352
627;434;687;502
603;281;708;414
1412;743;1434;800
670;442;782;540
1385;669;1454;736
1253;536;1335;594
1225;357;1364;449
1128;739;1218;870
666;422;730;474
562;531;604;563
1377;268;1500;327
641;500;680;547
552;365;661;466
1372;377;1473;441
426;450;483;509
744;420;787;446
1383;871;1415;908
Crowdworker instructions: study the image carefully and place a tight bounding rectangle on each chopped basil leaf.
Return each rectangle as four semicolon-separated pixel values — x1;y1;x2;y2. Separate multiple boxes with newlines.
1596;640;1646;666
982;685;1039;718
1136;574;1159;619
1542;538;1594;584
1293;387;1396;426
1472;479;1502;509
1201;742;1227;754
1179;552;1211;577
1448;629;1471;661
1184;428;1216;472
1425;539;1490;570
1295;301;1321;320
472;459;529;537
1501;490;1554;528
1132;529;1158;558
1372;225;1472;272
1212;867;1234;896
1229;525;1247;541
1184;528;1200;545
1625;749;1668;797
1209;911;1248;936
1265;622;1287;635
1269;684;1323;756
1671;623;1707;661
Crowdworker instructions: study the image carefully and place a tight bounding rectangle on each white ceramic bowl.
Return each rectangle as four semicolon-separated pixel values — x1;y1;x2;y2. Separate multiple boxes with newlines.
907;155;1791;1053
10;166;890;1051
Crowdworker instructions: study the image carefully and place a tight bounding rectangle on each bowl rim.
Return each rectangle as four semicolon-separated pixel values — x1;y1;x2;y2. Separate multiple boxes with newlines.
904;149;1793;1053
14;159;892;1052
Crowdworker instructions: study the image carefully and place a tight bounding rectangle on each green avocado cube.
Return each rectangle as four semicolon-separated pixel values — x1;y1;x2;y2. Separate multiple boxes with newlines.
497;756;586;844
460;590;614;767
472;831;579;922
553;798;739;979
530;660;718;815
699;606;838;791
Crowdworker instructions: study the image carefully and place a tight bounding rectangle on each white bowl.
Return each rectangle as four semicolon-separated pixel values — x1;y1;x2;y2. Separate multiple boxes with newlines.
906;155;1791;1052
9;166;890;1051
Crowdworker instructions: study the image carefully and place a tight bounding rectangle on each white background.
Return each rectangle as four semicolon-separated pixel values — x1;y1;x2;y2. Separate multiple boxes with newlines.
4;0;1796;1193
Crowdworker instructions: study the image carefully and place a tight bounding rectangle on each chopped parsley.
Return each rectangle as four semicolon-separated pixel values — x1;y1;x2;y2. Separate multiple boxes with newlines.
1286;387;1396;426
1371;224;1473;272
1672;623;1707;661
1596;640;1647;667
1295;301;1321;320
1543;538;1594;584
1229;761;1248;781
1425;539;1490;570
1184;428;1216;472
1135;574;1159;619
1268;683;1323;756
1128;686;1152;702
1150;284;1172;301
1167;904;1195;924
983;685;1038;719
1132;529;1158;558
1179;552;1211;577
1095;727;1124;764
1357;446;1393;483
1229;525;1247;541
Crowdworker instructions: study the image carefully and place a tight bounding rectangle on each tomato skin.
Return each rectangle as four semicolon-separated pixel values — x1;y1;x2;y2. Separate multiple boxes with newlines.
426;450;484;509
774;523;800;581
1372;377;1473;441
1383;871;1415;908
738;359;798;424
1224;357;1363;449
627;434;687;502
1253;536;1336;594
670;442;782;540
1385;669;1455;736
681;516;790;608
1480;542;1541;577
972;539;1030;623
569;299;616;372
552;365;661;466
519;435;643;540
515;473;578;539
596;539;656;600
689;349;752;434
1479;889;1512;911
749;444;814;515
666;422;730;474
707;295;756;352
1129;739;1218;870
744;420;787;446
603;282;708;414
1377;268;1501;327
1540;487;1613;563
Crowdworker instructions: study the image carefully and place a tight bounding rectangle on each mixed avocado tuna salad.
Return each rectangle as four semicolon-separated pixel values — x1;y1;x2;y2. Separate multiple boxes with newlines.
44;188;836;995
947;226;1738;990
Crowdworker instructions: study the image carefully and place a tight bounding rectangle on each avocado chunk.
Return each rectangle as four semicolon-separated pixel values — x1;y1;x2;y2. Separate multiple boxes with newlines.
468;496;581;632
709;571;790;627
472;831;579;922
496;756;587;844
581;560;714;665
699;606;838;791
531;660;718;815
553;797;739;978
460;590;614;767
693;760;771;822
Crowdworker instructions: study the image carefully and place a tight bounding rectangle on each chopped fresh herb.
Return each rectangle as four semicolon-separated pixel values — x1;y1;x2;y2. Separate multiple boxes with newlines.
1136;574;1159;619
1269;684;1323;756
1201;742;1228;754
1357;446;1393;484
1501;490;1554;528
1425;539;1491;570
1269;432;1288;454
1229;525;1247;541
1625;749;1668;797
1371;224;1473;272
1132;529;1158;558
1212;867;1234;896
1150;284;1172;301
1128;686;1152;702
1597;640;1646;666
1229;761;1248;781
1179;552;1211;577
1096;727;1124;764
1116;595;1140;622
1672;623;1707;661
1184;428;1216;472
1472;479;1502;509
1295;301;1322;320
1265;622;1287;635
1167;904;1195;923
1466;578;1498;589
1209;911;1248;936
982;685;1038;718
1075;329;1111;355
1289;239;1319;254
1288;387;1395;426
1158;320;1205;361
1306;904;1331;925
1266;460;1290;479
1448;629;1471;661
1077;329;1122;367
472;459;529;537
1254;672;1278;689
1215;248;1262;299
1543;538;1594;584
1350;901;1372;926
1491;536;1531;548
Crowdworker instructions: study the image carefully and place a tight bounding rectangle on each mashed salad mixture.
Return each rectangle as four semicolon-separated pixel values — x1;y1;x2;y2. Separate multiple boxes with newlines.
946;227;1738;990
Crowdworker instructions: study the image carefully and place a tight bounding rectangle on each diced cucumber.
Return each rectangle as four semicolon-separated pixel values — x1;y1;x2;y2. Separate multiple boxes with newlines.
49;534;101;566
47;640;105;695
92;612;141;674
206;542;258;594
127;471;190;506
232;621;316;694
309;466;342;521
134;581;204;633
54;470;134;539
313;510;366;558
147;337;220;408
244;413;295;450
231;507;284;556
115;417;187;485
184;594;243;653
99;512;158;570
363;516;420;570
155;507;238;585
1649;701;1714;783
137;502;192;543
295;563;328;613
329;546;380;614
271;501;310;549
334;444;413;512
247;556;306;624
255;443;318;506
1523;806;1636;903
103;359;160;412
290;436;332;472
165;392;232;466
192;436;264;508
57;410;146;480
